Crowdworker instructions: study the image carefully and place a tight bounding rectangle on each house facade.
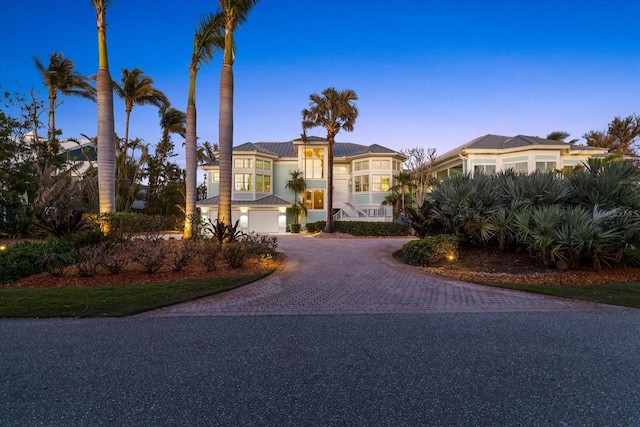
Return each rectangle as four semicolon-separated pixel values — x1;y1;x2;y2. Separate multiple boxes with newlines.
432;134;609;179
198;136;406;233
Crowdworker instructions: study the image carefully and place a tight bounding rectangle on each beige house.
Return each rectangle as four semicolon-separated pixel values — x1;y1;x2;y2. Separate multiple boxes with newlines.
432;134;609;179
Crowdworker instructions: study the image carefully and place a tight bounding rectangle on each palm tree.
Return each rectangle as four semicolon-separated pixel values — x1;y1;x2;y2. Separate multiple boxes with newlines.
93;0;116;219
285;170;306;225
217;0;260;225
33;52;96;141
160;107;186;141
302;87;359;233
184;12;224;239
113;68;169;156
197;141;218;165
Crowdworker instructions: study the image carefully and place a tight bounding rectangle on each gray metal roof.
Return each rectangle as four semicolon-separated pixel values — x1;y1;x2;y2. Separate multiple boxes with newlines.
437;134;570;162
198;194;290;207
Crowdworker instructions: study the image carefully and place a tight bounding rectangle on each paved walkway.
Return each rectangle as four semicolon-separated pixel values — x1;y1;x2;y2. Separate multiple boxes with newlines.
139;235;628;317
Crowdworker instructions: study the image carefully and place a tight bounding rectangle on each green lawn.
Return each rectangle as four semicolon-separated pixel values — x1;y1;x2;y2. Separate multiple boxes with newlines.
480;281;640;309
0;272;272;318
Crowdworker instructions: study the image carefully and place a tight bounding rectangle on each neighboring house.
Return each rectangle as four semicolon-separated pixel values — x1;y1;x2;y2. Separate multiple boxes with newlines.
198;136;406;233
59;138;96;177
432;134;609;179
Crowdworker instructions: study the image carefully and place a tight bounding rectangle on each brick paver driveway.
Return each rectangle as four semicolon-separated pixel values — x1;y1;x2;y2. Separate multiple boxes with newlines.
139;235;628;317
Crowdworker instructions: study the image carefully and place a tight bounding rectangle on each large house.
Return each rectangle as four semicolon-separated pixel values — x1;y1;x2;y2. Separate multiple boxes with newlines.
432;134;609;179
198;136;406;233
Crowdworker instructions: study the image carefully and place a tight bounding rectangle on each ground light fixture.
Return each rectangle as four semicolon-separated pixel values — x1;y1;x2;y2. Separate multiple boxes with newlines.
447;252;456;261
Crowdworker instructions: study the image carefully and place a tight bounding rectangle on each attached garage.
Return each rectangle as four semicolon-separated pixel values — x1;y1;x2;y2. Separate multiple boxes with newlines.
248;210;280;233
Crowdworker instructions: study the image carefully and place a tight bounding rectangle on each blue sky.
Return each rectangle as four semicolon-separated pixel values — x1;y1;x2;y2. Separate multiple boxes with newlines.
1;0;638;170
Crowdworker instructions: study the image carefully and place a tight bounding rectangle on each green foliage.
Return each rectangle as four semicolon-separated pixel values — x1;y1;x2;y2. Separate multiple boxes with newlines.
304;221;325;233
0;239;75;283
202;218;245;243
333;221;411;236
402;234;459;266
242;233;278;261
99;212;168;242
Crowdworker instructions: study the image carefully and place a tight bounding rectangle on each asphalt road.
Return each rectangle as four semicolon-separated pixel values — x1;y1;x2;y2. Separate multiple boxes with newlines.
2;312;640;426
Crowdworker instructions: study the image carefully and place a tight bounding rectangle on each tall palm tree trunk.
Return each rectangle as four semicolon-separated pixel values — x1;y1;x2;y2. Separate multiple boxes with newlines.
47;91;56;141
94;0;116;219
184;74;198;238
218;64;233;224
96;63;116;216
324;138;335;233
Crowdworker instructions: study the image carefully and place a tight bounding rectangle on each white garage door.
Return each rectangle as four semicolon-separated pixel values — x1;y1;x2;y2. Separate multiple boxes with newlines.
249;210;279;233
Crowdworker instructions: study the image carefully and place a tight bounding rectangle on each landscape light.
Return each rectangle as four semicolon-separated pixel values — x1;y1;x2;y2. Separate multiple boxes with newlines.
447;253;456;262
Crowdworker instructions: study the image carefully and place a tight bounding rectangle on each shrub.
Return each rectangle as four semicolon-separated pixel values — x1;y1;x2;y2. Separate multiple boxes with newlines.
334;221;411;236
100;244;131;275
167;239;198;272
402;234;459;266
202;218;245;243
0;239;75;283
305;221;325;233
131;240;168;274
222;242;249;268
75;246;104;277
196;238;222;272
242;233;278;261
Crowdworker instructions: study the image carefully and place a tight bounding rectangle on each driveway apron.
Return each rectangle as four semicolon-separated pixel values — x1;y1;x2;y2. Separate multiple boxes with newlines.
138;235;628;317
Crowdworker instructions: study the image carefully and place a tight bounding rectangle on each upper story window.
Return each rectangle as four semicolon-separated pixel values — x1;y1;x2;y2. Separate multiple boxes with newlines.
303;148;324;179
372;175;390;191
355;175;369;192
256;174;271;192
256;159;271;170
334;165;348;175
234;173;252;191
535;161;556;172
354;160;369;171
372;160;390;170
393;160;403;171
234;158;252;169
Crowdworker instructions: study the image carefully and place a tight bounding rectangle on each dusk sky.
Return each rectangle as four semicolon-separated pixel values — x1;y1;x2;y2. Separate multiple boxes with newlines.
1;0;638;170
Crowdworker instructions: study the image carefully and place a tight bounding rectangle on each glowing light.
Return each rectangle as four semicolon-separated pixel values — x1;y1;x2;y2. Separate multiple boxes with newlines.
0;245;6;251
447;253;456;261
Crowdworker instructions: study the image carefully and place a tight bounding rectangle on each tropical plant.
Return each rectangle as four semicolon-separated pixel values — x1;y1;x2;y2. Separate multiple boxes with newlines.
32;52;96;141
160;107;186;141
583;114;640;156
301;87;359;233
93;0;117;221
285;169;306;225
185;12;224;239
217;0;260;226
113;68;168;156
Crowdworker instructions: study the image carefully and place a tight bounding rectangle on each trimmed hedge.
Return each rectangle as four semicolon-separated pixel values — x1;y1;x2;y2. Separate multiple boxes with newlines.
305;221;411;236
402;234;459;266
0;239;75;284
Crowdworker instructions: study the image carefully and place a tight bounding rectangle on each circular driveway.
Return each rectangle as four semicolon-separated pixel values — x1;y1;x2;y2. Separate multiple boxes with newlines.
139;235;628;317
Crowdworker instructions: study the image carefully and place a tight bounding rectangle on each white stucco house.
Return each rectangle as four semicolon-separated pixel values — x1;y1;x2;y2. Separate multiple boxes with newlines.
198;136;406;233
432;134;609;179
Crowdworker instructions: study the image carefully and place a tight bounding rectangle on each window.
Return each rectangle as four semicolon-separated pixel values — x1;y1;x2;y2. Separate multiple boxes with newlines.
354;160;369;171
234;158;252;168
255;160;271;170
535;161;556;172
473;165;496;175
334;165;348;175
355;175;369;192
234;173;252;191
372;175;390;191
393;160;403;171
504;162;528;173
304;190;324;210
372;160;390;169
303;148;324;178
255;174;271;192
210;171;219;182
